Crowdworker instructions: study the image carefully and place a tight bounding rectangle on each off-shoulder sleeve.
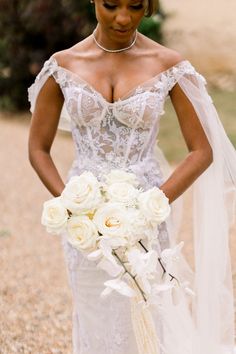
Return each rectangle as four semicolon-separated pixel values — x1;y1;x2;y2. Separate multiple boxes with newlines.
165;60;236;353
28;56;71;132
165;60;208;93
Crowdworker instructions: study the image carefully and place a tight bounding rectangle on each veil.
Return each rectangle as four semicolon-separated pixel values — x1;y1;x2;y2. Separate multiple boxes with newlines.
157;69;236;353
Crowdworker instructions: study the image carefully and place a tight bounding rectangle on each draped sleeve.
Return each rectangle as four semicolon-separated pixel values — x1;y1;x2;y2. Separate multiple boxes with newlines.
28;56;72;132
162;60;236;353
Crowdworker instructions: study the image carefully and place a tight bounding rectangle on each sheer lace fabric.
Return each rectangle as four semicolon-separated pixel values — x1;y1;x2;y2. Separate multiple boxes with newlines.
28;56;236;354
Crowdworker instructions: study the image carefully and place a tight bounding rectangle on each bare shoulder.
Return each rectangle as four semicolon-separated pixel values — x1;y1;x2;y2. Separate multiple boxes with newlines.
51;37;93;68
139;33;184;70
158;47;184;70
51;48;76;68
51;49;69;67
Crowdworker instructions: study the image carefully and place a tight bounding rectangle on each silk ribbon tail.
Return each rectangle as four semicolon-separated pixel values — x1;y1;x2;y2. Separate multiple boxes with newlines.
129;280;160;354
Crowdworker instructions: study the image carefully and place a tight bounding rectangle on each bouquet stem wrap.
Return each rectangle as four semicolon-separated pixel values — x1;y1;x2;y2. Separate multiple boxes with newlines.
129;279;160;354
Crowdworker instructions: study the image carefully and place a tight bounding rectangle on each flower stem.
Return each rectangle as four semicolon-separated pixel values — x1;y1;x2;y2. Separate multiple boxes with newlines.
112;250;147;302
138;240;148;252
158;257;166;277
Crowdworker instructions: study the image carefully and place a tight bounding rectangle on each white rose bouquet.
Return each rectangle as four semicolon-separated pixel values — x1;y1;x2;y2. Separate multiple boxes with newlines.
41;170;193;307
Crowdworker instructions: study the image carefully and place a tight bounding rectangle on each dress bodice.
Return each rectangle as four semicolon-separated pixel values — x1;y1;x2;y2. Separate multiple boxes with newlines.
28;57;202;188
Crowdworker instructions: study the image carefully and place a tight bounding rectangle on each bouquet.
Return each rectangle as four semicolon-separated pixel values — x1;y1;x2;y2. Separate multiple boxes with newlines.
41;169;193;306
41;169;194;354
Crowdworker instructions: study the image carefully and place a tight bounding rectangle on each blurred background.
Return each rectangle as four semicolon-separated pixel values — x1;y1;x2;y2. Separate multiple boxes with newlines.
0;0;235;352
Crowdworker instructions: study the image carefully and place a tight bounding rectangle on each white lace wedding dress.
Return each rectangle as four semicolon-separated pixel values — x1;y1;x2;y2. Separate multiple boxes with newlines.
28;56;236;354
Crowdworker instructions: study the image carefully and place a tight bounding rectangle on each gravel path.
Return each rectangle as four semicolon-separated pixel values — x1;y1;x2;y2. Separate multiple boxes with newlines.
0;114;74;354
0;114;235;353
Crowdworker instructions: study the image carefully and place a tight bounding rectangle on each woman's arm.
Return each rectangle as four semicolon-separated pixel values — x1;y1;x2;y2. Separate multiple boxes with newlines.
28;75;65;197
159;82;213;203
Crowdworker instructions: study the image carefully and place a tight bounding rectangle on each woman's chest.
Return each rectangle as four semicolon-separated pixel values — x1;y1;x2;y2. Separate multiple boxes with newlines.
62;84;168;129
64;55;164;104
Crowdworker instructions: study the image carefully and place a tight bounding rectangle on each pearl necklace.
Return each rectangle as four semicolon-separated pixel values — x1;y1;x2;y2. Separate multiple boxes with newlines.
92;27;138;53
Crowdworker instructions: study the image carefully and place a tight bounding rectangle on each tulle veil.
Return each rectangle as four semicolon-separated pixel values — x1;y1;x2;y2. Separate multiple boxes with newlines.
155;70;236;354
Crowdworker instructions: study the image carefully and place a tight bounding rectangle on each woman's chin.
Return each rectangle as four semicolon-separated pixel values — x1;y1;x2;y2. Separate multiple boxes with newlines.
110;28;136;44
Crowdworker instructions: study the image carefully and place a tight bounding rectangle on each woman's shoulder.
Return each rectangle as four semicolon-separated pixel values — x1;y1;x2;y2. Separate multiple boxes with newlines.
158;47;184;71
50;48;77;69
51;49;69;67
51;36;93;69
139;33;185;71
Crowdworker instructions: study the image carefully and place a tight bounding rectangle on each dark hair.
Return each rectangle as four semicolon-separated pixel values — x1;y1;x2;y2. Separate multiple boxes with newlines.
145;0;158;17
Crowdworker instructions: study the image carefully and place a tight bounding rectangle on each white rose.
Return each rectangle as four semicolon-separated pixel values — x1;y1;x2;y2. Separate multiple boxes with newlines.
93;202;129;238
138;187;170;225
67;215;98;252
41;197;68;234
105;182;139;206
104;169;139;187
126;208;155;245
61;172;102;215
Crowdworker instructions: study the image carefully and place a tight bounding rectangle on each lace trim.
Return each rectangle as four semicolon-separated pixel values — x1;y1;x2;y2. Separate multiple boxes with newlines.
28;56;207;109
28;56;207;129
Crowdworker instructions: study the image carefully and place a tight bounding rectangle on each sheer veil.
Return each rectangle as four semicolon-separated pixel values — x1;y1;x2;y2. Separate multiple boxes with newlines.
157;69;236;353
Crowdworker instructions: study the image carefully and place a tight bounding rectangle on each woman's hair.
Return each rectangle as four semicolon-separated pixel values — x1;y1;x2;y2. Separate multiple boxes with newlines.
145;0;159;17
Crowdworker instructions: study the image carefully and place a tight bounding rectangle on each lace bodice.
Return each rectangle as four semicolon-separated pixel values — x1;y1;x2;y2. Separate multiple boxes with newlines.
28;57;204;188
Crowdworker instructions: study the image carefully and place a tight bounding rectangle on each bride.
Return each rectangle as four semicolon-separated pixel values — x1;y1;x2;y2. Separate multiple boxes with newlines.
28;0;236;353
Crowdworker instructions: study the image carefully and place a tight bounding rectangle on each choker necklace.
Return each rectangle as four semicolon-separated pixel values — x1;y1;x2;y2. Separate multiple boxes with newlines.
92;27;138;53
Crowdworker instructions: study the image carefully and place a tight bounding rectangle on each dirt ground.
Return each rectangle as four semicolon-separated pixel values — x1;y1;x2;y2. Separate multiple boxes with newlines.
0;113;235;353
0;114;74;353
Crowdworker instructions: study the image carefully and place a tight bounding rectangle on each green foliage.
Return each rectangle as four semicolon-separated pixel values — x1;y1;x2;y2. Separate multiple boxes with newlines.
139;4;166;43
0;0;164;111
0;0;97;110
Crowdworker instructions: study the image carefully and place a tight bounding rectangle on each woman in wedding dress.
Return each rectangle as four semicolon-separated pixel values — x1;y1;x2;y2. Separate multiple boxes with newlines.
28;0;236;353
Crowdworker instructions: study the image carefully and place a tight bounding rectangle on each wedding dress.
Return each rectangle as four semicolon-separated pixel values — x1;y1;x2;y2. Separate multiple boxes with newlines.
28;55;236;354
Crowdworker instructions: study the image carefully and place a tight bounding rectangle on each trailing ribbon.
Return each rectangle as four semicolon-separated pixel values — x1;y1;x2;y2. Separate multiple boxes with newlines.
129;279;160;354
